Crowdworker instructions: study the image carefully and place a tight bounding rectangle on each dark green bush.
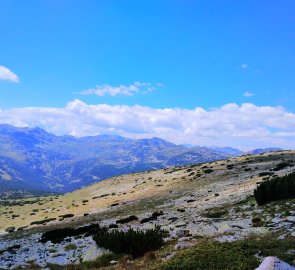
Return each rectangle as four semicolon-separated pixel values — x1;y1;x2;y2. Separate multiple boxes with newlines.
116;215;138;224
31;218;56;225
58;213;74;219
140;211;164;224
254;172;295;205
273;161;292;171
40;224;101;243
93;226;164;257
204;209;228;218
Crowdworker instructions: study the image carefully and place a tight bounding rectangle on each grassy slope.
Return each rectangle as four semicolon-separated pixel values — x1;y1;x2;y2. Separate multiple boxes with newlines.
0;150;294;235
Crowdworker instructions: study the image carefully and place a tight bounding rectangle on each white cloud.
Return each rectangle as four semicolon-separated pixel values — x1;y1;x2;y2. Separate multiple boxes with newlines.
244;91;254;97
80;82;160;97
241;64;248;69
0;66;19;83
0;100;295;150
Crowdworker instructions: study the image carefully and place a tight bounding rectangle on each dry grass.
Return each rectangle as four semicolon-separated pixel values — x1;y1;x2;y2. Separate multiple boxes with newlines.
0;150;294;234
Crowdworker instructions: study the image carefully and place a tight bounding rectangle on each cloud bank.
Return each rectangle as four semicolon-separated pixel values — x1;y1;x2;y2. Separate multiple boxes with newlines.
0;100;294;150
0;66;19;83
80;82;161;97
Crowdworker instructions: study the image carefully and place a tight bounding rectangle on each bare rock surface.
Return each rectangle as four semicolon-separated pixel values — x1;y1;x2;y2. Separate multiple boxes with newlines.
256;256;295;270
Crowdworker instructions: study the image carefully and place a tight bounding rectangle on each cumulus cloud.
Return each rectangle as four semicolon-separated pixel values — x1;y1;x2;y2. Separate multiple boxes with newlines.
240;64;248;69
0;100;295;150
80;82;160;97
0;66;19;83
244;91;254;97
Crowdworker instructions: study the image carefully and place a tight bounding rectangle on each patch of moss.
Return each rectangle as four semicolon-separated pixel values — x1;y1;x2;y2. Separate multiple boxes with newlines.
204;209;228;218
64;244;77;251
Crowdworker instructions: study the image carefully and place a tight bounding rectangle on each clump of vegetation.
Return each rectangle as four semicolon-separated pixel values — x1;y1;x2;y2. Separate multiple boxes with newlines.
64;244;77;251
58;213;74;219
0;244;20;255
187;199;196;203
40;224;101;243
111;203;119;207
203;169;213;174
5;227;15;233
116;215;138;224
254;172;295;205
31;217;56;225
158;237;295;270
140;211;164;224
273;161;293;171
93;226;164;258
204;209;228;218
252;216;263;227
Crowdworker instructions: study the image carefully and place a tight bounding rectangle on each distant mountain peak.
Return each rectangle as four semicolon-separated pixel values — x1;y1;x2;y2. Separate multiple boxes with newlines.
0;124;286;197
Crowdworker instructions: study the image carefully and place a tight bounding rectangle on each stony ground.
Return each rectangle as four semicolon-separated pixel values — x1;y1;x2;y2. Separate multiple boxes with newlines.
0;150;294;269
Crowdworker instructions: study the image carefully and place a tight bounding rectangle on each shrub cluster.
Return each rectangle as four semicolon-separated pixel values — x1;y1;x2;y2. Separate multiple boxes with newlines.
140;211;164;224
40;224;101;243
273;161;293;171
116;215;138;224
93;226;164;257
254;172;295;205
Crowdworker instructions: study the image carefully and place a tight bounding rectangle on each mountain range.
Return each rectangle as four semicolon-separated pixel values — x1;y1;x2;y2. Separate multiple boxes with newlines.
0;124;281;196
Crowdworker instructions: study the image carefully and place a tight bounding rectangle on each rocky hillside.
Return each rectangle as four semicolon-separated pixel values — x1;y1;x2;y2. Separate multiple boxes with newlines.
0;124;242;195
0;150;294;269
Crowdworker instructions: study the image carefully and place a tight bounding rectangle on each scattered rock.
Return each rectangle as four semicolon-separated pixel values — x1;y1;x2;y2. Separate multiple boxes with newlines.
174;241;193;250
286;216;295;223
175;229;189;238
82;243;106;262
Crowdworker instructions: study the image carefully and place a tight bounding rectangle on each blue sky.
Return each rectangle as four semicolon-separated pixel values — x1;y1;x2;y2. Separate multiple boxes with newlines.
0;1;295;149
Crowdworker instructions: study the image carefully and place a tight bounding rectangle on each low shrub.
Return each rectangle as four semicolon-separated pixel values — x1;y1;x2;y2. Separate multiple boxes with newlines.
140;211;164;224
116;215;138;224
273;161;292;171
40;224;101;243
93;226;164;258
158;237;295;270
64;244;77;251
204;209;228;218
254;172;295;205
203;169;213;174
252;216;263;227
31;218;56;225
58;213;74;219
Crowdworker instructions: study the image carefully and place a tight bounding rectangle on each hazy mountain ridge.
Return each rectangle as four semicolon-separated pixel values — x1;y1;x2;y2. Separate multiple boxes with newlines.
0;124;282;195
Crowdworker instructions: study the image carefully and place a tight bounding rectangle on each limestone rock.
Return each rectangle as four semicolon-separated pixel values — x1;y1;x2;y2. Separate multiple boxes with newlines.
82;243;107;262
256;256;295;270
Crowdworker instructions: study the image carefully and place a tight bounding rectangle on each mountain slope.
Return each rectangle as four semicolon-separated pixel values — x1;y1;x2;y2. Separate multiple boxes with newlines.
0;125;239;195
